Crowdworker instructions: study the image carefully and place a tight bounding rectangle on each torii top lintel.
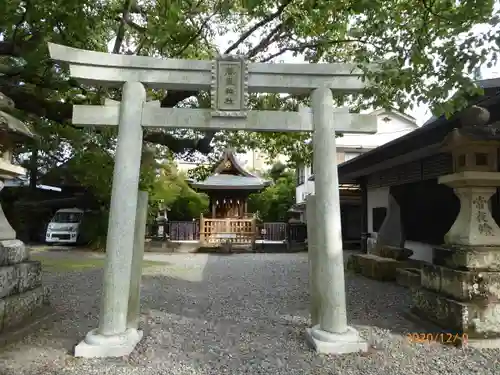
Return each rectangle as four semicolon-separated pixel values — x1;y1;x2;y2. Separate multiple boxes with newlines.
48;43;371;94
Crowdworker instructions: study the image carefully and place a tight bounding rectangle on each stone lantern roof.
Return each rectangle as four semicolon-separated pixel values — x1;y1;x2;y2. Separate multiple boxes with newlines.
0;92;36;179
0;92;36;143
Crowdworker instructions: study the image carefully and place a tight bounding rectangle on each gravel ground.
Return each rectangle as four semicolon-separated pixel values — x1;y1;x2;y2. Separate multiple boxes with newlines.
1;251;500;375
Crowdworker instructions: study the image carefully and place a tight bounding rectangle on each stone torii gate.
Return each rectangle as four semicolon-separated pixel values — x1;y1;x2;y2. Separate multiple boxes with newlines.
48;43;377;357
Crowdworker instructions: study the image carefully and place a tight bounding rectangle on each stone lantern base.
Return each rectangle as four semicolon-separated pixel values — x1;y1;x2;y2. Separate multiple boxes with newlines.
411;168;500;346
412;244;500;346
0;184;50;342
0;240;51;340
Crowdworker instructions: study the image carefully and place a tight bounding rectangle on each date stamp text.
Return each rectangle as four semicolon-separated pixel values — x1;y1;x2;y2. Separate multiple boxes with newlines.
407;332;468;345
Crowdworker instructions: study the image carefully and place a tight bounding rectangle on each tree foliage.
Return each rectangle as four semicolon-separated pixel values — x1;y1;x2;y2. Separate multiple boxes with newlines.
248;164;296;222
150;161;209;221
0;0;498;185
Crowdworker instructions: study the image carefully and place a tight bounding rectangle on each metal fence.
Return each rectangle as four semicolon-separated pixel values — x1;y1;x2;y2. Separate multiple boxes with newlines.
256;222;287;242
148;221;200;241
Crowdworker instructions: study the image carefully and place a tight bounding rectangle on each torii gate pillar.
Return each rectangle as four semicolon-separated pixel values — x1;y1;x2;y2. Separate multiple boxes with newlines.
306;87;367;353
75;82;147;357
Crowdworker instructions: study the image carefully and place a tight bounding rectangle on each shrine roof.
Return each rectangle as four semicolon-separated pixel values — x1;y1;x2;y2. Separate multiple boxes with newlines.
210;148;255;176
190;148;271;190
190;174;269;190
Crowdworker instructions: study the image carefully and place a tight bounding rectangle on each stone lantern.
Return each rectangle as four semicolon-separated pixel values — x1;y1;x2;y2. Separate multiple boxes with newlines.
412;105;500;346
0;92;35;239
0;92;49;338
439;106;500;245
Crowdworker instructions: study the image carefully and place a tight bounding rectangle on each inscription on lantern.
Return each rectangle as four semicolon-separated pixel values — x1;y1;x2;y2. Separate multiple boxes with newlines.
211;56;248;117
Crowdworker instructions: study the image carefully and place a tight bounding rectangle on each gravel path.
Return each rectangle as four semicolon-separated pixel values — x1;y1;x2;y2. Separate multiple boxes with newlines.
1;252;500;374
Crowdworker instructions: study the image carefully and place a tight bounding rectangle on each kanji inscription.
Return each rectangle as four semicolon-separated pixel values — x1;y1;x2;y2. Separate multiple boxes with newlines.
211;55;248;118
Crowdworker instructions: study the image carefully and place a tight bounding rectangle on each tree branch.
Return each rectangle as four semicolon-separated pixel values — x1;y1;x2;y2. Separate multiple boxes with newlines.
118;14;147;33
246;23;284;59
111;0;218;154
0;82;72;124
1;78;216;154
420;0;453;22
113;0;137;53
159;90;197;107
224;0;293;55
143;131;214;154
258;38;367;62
172;11;218;58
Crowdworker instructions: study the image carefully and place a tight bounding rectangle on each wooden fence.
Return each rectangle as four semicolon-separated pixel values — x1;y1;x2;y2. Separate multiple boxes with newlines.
200;217;256;246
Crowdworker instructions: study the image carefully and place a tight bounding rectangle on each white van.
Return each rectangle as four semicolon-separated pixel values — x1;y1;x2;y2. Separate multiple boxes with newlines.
45;208;84;244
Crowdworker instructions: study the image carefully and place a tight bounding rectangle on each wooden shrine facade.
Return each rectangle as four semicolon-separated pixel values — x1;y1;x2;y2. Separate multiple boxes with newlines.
190;149;270;246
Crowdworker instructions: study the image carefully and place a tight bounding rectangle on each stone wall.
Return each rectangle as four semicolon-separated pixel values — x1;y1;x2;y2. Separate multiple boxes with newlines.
0;240;49;334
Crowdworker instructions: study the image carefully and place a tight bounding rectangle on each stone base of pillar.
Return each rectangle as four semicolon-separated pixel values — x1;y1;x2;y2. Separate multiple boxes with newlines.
74;328;143;358
305;325;368;354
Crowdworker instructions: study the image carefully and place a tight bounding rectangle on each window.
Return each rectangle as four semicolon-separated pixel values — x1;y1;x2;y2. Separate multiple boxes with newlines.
344;152;362;162
296;166;305;185
51;212;83;224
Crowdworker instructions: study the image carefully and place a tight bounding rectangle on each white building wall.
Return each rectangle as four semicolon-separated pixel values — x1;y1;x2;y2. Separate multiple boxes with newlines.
295;165;315;204
294;110;418;206
336;111;417;152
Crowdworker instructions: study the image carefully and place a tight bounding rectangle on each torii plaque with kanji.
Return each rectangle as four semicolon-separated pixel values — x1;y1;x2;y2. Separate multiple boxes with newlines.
211;55;248;118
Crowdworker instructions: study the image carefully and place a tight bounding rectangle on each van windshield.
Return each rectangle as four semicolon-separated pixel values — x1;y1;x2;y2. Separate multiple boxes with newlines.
51;212;83;223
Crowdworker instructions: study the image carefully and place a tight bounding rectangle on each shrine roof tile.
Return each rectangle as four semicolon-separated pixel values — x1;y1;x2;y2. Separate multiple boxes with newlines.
190;174;270;190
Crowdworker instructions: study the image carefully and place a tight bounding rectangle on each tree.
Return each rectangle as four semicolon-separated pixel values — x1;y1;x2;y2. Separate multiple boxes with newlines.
0;0;498;204
248;164;296;222
2;0;499;160
150;162;209;221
